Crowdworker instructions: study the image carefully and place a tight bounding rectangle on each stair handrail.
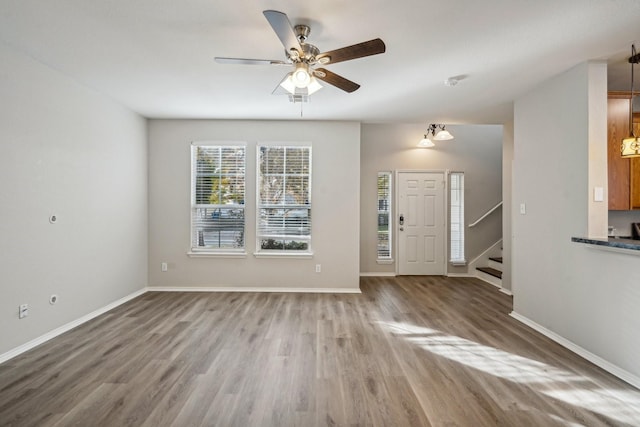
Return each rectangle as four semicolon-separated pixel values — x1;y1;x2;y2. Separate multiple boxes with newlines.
468;201;503;228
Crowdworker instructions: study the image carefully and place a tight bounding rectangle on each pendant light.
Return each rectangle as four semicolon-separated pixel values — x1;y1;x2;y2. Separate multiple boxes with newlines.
622;44;640;158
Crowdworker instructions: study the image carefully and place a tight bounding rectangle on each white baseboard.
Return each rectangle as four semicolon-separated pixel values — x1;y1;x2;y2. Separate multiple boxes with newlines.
0;288;147;365
145;286;361;294
359;272;396;277
445;273;474;278
499;287;513;296
510;311;640;389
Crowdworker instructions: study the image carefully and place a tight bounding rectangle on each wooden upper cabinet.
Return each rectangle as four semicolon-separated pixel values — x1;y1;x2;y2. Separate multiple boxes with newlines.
608;96;631;210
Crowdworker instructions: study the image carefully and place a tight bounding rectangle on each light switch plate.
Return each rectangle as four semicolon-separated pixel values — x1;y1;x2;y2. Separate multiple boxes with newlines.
520;203;526;215
594;187;604;202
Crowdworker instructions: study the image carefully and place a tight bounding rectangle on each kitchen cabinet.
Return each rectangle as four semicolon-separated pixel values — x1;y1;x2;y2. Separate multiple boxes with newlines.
607;92;640;210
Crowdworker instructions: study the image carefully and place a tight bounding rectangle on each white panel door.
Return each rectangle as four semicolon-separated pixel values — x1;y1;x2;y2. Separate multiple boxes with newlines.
398;172;445;275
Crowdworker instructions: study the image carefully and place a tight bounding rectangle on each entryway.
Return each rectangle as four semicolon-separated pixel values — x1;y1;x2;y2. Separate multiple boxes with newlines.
397;171;445;275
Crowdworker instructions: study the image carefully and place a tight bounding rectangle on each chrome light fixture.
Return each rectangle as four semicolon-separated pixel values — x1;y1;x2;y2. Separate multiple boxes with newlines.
622;44;640;158
418;124;454;147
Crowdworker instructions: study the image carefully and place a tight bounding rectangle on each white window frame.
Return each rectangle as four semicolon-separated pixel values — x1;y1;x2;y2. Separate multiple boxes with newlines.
377;171;393;263
188;141;247;257
255;142;313;258
450;171;465;265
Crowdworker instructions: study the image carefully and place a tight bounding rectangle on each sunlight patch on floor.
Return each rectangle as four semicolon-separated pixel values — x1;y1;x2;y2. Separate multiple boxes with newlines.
379;321;640;425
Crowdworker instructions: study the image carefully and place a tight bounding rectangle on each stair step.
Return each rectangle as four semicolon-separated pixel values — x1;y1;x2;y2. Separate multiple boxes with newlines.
477;267;503;279
489;257;503;263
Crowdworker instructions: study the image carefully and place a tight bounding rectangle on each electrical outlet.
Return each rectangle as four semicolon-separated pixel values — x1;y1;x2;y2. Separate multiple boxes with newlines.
19;304;28;319
315;264;321;273
161;262;168;272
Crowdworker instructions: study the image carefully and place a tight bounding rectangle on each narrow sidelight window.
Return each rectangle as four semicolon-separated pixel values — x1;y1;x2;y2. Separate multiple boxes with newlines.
450;172;465;263
377;172;392;259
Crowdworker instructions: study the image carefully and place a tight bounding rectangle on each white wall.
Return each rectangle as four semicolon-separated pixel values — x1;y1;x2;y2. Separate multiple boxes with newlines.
502;121;514;291
0;42;148;355
513;61;640;380
360;123;503;275
148;120;360;291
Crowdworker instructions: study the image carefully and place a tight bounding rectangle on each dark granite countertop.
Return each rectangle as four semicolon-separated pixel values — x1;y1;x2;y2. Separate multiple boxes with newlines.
571;236;640;251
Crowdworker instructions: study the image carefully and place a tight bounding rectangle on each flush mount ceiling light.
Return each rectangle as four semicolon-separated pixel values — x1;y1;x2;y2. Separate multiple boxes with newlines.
444;77;459;87
622;44;640;158
418;124;454;147
444;74;467;87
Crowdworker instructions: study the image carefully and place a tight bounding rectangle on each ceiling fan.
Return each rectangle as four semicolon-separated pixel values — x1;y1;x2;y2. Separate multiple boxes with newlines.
215;10;386;99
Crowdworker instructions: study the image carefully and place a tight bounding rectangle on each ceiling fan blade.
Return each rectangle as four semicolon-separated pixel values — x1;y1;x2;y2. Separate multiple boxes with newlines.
215;57;288;66
316;38;386;65
314;68;360;93
263;10;302;54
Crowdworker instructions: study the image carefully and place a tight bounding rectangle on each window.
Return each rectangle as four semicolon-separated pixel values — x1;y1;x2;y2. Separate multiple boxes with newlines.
450;172;465;263
377;172;392;260
190;143;245;252
257;145;312;253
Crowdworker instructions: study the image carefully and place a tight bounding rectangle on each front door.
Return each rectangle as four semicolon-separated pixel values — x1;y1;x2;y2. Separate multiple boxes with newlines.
397;172;445;275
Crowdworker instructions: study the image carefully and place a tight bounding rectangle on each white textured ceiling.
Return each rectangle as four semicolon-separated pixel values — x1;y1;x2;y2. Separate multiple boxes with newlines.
1;0;639;124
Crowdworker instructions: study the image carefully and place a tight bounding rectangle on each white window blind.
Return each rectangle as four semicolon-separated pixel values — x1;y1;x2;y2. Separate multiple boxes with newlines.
377;172;392;259
191;144;245;251
257;145;311;252
450;172;465;263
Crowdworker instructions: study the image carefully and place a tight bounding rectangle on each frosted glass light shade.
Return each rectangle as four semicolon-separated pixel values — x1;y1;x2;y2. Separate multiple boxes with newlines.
621;137;640;158
280;74;323;96
418;136;435;148
306;76;323;95
279;73;296;94
292;63;311;88
434;129;454;140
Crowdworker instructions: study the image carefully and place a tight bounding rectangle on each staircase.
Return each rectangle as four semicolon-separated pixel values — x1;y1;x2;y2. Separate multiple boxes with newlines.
476;252;503;288
468;202;505;291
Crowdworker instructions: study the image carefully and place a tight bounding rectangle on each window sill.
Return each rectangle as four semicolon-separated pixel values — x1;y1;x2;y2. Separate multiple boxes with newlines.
253;251;314;259
376;259;394;265
187;251;247;259
449;260;467;266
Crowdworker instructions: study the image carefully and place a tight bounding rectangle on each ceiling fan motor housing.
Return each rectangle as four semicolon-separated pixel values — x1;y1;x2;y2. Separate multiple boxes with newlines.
287;43;319;64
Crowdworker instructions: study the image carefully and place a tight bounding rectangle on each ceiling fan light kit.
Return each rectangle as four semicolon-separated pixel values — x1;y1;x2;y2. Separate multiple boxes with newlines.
215;10;386;103
292;63;311;88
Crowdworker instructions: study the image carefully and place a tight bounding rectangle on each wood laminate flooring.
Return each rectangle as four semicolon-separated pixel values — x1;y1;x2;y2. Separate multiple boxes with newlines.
1;276;640;426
